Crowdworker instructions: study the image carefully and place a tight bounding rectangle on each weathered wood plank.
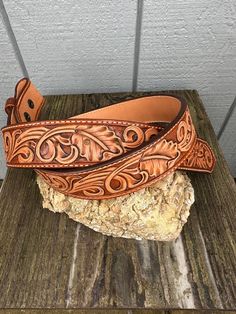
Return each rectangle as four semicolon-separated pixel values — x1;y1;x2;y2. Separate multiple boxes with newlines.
180;91;236;308
0;309;234;313
0;169;76;307
0;90;235;310
0;94;87;308
3;0;136;94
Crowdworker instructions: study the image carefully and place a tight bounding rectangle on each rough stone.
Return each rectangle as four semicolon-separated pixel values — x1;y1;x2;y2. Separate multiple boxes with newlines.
37;171;194;241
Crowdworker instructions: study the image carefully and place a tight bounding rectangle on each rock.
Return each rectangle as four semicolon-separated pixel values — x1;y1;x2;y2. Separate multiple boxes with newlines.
36;171;194;241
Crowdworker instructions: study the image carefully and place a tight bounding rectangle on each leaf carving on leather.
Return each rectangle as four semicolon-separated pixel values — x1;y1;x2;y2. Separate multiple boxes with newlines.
70;125;124;162
38;155;150;197
4;124;157;165
105;156;149;194
4;127;47;163
180;139;214;170
65;157;148;197
35;124;124;164
177;111;195;151
38;139;182;198
38;170;108;196
38;171;70;191
139;139;180;177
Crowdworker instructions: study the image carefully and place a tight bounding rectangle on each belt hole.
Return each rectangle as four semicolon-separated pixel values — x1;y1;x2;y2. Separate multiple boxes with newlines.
24;112;31;121
27;99;34;109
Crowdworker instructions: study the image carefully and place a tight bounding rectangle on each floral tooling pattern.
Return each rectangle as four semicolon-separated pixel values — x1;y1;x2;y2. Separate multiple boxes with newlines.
37;110;203;199
3;123;159;167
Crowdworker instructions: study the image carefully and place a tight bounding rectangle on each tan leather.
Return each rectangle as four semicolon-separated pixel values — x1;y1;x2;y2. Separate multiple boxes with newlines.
2;78;216;199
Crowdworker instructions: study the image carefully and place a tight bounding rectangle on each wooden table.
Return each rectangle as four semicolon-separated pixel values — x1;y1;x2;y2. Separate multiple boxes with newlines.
0;90;235;312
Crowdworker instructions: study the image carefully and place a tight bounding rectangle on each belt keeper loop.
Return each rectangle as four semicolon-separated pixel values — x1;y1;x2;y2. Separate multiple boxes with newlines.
5;97;16;125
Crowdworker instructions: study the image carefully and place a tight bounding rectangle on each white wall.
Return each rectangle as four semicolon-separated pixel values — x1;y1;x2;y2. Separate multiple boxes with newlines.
0;0;235;178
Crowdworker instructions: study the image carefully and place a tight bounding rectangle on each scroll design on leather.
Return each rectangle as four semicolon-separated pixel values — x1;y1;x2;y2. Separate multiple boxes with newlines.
139;139;180;177
3;123;159;167
3;128;46;163
2;78;216;200
37;125;124;164
179;138;215;172
37;110;197;199
177;110;196;151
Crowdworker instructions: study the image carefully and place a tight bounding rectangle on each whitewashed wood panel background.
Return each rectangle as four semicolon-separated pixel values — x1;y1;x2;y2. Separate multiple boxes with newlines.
219;97;236;176
0;0;235;178
0;3;23;178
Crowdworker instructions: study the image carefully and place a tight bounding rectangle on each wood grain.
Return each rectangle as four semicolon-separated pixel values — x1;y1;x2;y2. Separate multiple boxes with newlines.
0;310;234;314
0;90;235;310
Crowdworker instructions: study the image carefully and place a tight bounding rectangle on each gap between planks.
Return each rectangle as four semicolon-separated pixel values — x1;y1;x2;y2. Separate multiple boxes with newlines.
0;0;29;77
132;0;144;92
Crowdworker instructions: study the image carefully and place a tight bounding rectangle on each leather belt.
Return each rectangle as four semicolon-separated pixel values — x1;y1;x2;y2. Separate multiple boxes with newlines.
2;78;216;199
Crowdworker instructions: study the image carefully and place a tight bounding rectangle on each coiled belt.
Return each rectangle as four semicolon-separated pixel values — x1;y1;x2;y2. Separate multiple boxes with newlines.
2;78;216;199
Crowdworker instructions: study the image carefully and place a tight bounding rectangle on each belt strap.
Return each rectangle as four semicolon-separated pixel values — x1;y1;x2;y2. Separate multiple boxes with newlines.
2;78;216;199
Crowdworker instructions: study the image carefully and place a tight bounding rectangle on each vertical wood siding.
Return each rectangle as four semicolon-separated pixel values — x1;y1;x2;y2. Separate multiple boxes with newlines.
219;98;236;177
0;0;236;178
3;0;137;94
137;0;236;134
0;7;23;178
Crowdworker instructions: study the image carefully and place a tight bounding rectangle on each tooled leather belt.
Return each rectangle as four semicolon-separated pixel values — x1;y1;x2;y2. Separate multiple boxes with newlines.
2;78;216;199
